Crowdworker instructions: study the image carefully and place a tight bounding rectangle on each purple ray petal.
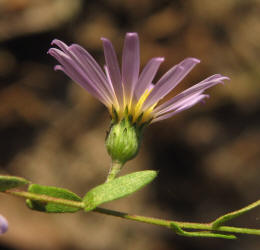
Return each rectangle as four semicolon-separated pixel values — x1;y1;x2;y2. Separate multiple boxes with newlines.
142;58;200;110
154;74;229;114
51;40;115;103
67;44;116;102
134;57;164;100
104;65;115;89
103;64;119;104
142;64;183;109
122;33;140;102
101;37;123;106
48;48;110;105
0;215;8;234
153;91;204;117
152;94;209;123
55;64;109;105
48;47;108;102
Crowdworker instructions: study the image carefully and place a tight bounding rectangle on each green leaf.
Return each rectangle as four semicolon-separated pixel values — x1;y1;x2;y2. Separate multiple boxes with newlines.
26;184;82;213
212;200;260;229
0;175;29;191
170;222;236;239
83;170;157;212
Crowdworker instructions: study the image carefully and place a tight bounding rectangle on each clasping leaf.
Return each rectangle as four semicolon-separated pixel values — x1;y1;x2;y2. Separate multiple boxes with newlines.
83;170;157;212
26;184;82;213
0;175;29;192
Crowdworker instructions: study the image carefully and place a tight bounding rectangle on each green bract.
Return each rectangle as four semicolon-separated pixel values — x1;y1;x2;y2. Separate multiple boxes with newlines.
106;114;145;165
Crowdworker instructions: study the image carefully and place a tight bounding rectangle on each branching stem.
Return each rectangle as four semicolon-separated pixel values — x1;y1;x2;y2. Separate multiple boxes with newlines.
3;189;260;239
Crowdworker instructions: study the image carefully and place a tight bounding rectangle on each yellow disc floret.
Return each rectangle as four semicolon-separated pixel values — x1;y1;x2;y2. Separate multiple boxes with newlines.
109;87;157;125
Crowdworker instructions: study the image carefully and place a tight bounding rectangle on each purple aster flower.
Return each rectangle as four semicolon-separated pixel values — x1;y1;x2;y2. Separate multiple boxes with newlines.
48;32;229;125
0;214;8;234
49;32;229;168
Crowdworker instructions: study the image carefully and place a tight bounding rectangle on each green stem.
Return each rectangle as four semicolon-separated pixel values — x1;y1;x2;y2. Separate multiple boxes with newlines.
106;161;123;182
94;207;260;237
3;190;260;239
212;200;260;229
5;190;85;209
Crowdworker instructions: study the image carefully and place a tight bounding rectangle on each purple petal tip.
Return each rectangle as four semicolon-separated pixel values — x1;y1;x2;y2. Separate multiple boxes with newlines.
189;57;200;63
101;37;108;42
54;65;62;71
126;32;138;38
157;57;165;62
51;39;60;46
223;76;230;81
47;48;57;56
0;215;8;234
218;76;230;85
200;95;210;104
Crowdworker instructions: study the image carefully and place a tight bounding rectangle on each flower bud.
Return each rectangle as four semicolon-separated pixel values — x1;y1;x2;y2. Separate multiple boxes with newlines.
106;116;144;165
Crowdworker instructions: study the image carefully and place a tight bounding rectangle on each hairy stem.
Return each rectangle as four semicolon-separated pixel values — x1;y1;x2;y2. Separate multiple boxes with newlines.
106;161;123;182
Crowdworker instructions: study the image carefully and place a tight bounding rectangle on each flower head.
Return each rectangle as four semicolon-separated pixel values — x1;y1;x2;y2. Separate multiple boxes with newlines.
48;32;229;126
0;214;8;234
48;33;229;165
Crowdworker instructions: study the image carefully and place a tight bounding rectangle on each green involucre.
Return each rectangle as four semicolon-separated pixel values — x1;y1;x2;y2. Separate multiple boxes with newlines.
106;115;144;165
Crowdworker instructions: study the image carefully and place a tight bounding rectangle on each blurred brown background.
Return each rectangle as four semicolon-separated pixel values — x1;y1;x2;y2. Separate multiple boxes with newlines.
0;0;260;249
